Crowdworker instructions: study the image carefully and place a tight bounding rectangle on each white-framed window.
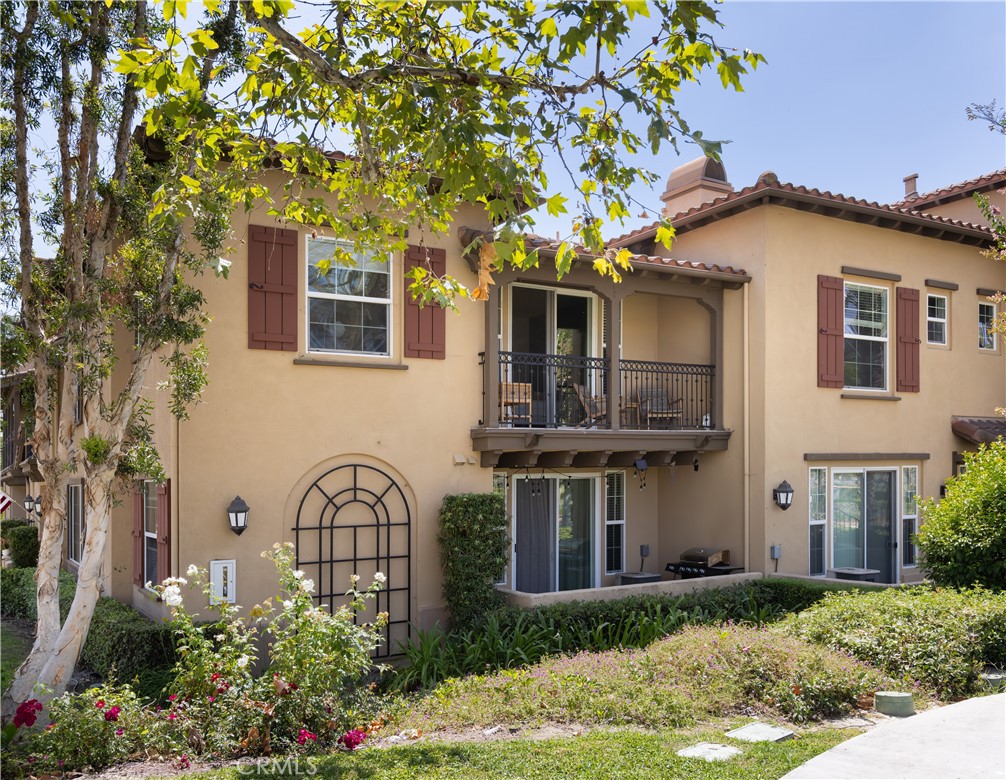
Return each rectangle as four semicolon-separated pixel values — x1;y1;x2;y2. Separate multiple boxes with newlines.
902;466;918;568
143;480;159;588
844;282;888;391
979;301;997;351
67;483;84;564
927;294;948;345
604;472;625;575
306;236;391;356
808;467;827;576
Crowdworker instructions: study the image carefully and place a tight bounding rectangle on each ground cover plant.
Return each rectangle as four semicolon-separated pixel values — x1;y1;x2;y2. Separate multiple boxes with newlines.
402;624;898;732
179;726;860;780
394;578;866;691
782;585;1006;697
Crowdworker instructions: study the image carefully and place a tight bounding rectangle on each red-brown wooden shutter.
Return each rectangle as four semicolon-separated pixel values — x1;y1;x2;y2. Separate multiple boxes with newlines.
897;287;921;392
817;275;845;388
132;485;143;586
156;479;171;583
404;245;447;359
248;225;299;350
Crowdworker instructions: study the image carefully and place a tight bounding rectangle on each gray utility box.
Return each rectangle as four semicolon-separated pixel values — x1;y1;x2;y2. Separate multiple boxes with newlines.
620;572;662;586
829;567;881;582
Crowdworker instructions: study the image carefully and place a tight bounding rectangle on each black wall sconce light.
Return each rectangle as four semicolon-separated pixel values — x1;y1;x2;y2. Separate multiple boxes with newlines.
773;480;794;510
227;495;249;535
634;458;648;490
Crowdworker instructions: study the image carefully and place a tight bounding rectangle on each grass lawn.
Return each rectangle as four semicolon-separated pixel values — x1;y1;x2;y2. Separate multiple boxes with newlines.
190;726;860;780
1;617;33;694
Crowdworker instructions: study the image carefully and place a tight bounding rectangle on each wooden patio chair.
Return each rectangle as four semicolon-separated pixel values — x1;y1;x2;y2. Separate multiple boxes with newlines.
573;383;607;427
499;382;533;426
637;388;683;429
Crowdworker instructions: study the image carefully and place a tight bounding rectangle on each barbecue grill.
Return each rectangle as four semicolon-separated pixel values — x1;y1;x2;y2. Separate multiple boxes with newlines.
665;547;744;578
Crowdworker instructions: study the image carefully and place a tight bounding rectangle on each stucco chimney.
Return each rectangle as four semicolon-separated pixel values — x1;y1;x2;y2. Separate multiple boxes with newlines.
903;173;919;199
660;157;734;218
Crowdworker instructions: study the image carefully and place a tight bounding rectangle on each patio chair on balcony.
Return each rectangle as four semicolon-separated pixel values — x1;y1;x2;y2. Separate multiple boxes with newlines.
499;382;533;426
573;383;607;427
637;388;683;429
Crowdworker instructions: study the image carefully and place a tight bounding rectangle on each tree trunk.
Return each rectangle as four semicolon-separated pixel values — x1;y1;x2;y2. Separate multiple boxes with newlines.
34;472;116;697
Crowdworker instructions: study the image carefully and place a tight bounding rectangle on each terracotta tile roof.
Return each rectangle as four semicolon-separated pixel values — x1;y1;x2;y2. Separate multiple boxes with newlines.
894;169;1006;209
609;173;996;249
521;234;750;281
951;415;1006;445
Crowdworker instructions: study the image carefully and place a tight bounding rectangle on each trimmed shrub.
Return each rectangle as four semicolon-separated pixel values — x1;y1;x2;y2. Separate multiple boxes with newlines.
917;439;1006;589
438;492;508;630
782;585;1006;697
7;525;40;568
1;518;30;545
80;599;176;683
0;566;76;620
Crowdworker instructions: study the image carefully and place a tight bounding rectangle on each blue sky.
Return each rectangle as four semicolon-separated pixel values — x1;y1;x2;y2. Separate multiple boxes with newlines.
528;0;1006;240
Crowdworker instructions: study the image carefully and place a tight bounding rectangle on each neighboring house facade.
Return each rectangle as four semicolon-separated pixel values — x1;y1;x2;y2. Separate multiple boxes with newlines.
2;161;1003;652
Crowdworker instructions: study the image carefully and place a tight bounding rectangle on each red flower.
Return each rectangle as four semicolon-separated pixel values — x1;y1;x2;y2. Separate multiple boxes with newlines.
168;694;177;701
95;699;106;709
115;728;124;736
210;673;221;682
297;728;317;745
12;699;43;729
208;696;215;703
168;713;177;721
338;729;366;751
104;705;121;722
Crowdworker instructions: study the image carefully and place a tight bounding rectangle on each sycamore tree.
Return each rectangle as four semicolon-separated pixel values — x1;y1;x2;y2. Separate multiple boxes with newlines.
1;0;762;711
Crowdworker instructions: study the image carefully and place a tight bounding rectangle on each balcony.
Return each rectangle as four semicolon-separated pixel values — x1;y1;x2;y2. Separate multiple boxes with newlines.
473;351;730;469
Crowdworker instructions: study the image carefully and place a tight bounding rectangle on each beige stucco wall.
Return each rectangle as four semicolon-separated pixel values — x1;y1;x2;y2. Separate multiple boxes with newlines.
124;186;498;629
915;187;1006;228
669;204;1005;582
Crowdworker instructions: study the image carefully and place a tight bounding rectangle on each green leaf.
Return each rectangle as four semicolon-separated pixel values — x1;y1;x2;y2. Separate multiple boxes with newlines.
655;223;675;249
545;193;568;217
540;17;558;38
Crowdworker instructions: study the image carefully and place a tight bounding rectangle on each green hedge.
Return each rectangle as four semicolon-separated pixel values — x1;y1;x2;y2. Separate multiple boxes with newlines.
783;585;1006;697
0;566;76;620
438;493;508;630
0;567;176;690
80;598;176;684
0;518;30;545
7;525;40;568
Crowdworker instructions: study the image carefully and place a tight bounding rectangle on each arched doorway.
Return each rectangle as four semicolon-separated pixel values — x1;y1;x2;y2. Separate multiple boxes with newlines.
294;463;411;656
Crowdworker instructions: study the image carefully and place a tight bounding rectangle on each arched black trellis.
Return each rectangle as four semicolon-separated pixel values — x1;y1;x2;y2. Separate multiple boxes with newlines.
294;464;411;656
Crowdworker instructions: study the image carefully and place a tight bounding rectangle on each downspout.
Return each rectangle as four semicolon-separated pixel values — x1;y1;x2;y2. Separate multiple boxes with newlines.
743;282;751;572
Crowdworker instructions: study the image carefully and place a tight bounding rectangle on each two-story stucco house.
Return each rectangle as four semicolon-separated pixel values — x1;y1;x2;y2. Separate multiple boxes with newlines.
3;159;1004;654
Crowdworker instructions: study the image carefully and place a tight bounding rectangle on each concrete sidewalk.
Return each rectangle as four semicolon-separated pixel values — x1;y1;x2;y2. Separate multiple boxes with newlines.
783;693;1005;780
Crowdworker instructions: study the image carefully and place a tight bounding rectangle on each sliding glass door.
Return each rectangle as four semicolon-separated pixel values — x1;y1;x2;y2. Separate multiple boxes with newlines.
831;469;897;583
514;476;596;592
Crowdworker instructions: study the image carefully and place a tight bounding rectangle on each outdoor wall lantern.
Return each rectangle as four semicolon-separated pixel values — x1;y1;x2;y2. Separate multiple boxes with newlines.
633;458;648;490
773;480;794;510
24;495;42;515
227;495;249;535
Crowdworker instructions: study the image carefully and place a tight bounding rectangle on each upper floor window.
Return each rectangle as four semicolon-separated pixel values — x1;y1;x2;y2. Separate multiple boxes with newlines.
927;294;948;345
979;302;997;351
844;282;888;390
307;237;390;356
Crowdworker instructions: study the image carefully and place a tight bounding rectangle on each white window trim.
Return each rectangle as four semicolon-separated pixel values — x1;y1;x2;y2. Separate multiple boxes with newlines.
305;235;393;359
604;471;626;575
844;281;889;392
901;465;919;569
926;293;948;346
67;483;83;565
979;301;997;351
808;467;827;576
143;480;158;589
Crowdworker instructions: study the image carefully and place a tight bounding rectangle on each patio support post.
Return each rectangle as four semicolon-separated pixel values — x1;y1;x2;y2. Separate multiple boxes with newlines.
605;290;625;432
485;282;501;427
